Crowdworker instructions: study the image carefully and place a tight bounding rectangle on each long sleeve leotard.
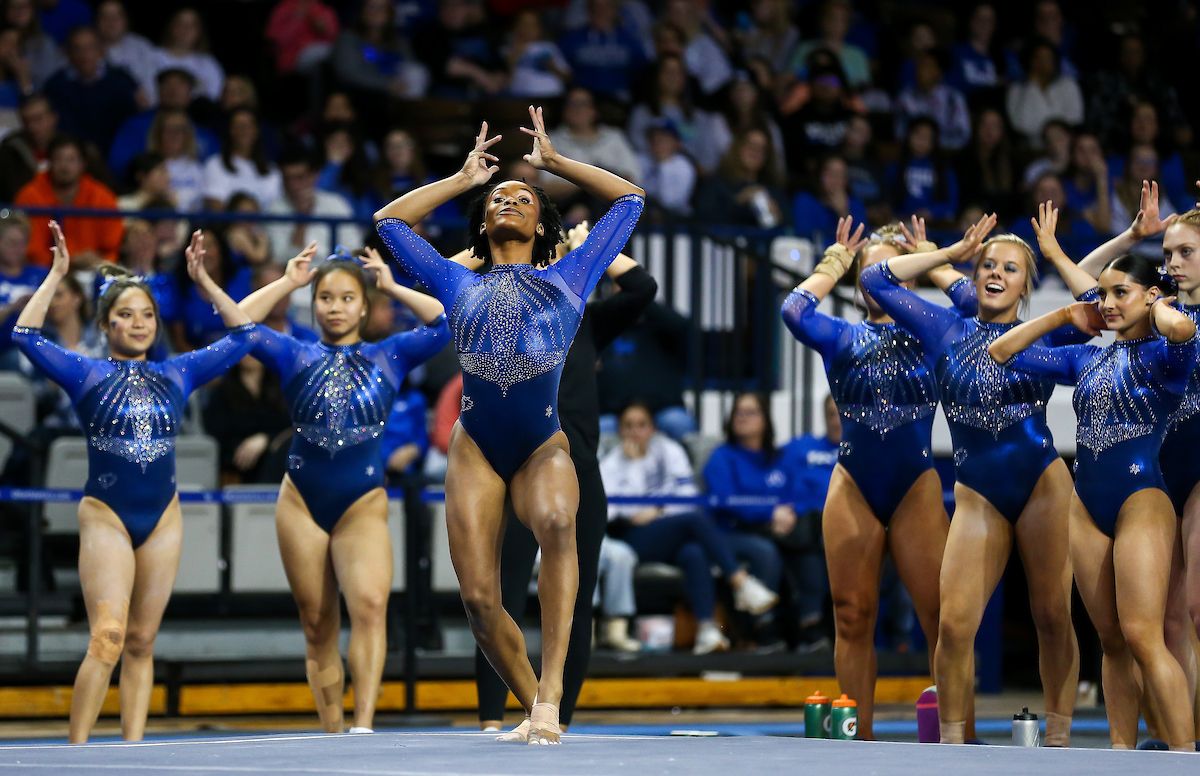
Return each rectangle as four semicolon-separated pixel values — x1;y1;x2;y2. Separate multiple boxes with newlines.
1161;302;1200;513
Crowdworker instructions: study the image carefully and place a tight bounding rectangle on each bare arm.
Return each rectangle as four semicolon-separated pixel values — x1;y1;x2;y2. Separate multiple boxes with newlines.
1031;202;1101;297
361;247;445;325
1154;298;1198;343
374;123;502;225
1078;180;1175;277
15;221;69;329
522;105;645;202
237;242;317;323
185;231;252;328
988;303;1103;363
886;214;996;282
898;215;969;290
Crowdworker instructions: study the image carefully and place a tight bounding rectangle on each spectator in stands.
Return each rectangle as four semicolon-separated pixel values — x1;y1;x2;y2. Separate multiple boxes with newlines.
792;155;866;242
43;26;138;152
895;50;971;151
782;50;858;177
266;147;360;261
1021;118;1071;188
732;0;800;82
0;28;31;131
637;120;695;220
248;262;316;340
35;0;90;45
426;370;462;478
0;93;56;200
1108;101;1191;215
711;73;786;180
15;134;122;268
116;152;172;209
1087;33;1187;151
107;67;218;181
153;7;223;102
1007;172;1097;262
201;107;281;210
948;2;1004;100
203;352;292;484
788;0;871;90
1024;0;1077;79
838;114;883;214
542;86;641;198
627;54;721;173
504;9;570;99
1005;36;1082;148
1109;144;1177;239
959;107;1017;219
661;0;732;96
265;0;339;76
332;0;427;100
592;538;641;652
0;211;44;369
894;20;938;92
168;227;250;350
96;0;157;105
373;128;425;200
413;0;504;99
559;0;647;102
317;122;375;222
4;0;64;89
694;128;786;228
884;117;958;226
601;401;779;654
223;192;271;267
1062;130;1110;234
112;217;178;328
20;270;101;433
146;108;205;211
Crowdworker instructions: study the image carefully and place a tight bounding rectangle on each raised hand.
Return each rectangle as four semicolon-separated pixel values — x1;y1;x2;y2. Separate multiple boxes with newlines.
184;229;211;286
1065;300;1105;336
359;246;397;292
898;214;927;249
520;105;558;170
946;212;997;262
834;214;867;254
1030;200;1068;259
565;220;590;252
460;122;502;187
285;242;318;288
1130;179;1176;239
47;220;70;277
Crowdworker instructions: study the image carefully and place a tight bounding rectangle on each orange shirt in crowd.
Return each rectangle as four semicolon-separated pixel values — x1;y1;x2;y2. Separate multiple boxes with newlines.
14;172;123;267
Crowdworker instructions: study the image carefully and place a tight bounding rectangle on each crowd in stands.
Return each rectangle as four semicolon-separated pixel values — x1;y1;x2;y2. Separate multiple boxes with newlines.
1;0;1196;652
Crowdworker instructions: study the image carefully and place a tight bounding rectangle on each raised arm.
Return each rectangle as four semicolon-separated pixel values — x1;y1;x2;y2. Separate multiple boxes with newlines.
521;105;645;202
885;214;995;283
898;215;969;294
237;242;317;323
781;216;862;356
185;230;252;328
360;247;446;325
1153;297;1198;344
799;215;866;300
1032;201;1104;297
374;122;501;225
15;221;69;330
988;302;1103;365
1078;180;1175;277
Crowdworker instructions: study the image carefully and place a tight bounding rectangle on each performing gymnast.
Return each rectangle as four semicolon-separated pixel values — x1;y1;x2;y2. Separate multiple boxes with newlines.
14;225;253;743
375;107;644;744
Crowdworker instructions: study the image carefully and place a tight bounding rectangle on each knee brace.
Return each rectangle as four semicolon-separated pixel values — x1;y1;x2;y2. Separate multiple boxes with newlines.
86;601;127;665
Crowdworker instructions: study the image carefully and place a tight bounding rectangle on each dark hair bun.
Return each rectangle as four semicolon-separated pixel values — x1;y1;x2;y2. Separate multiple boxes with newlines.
1104;254;1178;296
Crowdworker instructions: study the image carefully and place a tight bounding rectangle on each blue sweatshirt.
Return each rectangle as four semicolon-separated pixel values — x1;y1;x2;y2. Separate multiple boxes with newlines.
780;435;838;515
702;442;793;529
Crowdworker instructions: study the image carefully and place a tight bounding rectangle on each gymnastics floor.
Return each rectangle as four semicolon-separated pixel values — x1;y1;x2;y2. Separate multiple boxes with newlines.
0;727;1192;775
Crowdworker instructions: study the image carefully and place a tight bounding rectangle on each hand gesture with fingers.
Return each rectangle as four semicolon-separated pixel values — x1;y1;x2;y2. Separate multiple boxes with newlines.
47;220;70;278
359;246;397;293
566;220;590;252
286;242;318;288
184;229;212;287
834;215;867;254
1130;179;1175;239
947;212;996;263
898;214;927;249
1031;200;1067;260
461;122;502;187
520;105;558;170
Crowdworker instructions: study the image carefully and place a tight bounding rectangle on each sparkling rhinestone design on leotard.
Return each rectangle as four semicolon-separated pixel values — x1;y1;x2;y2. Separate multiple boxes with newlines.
835;323;937;436
1074;337;1157;458
292;346;389;455
1168;304;1200;429
87;362;178;471
942;321;1048;438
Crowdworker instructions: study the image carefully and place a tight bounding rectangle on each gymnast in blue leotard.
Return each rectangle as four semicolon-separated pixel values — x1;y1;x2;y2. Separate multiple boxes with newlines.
989;252;1198;751
236;243;449;735
780;215;976;740
859;211;1080;746
374;110;644;744
13;225;252;744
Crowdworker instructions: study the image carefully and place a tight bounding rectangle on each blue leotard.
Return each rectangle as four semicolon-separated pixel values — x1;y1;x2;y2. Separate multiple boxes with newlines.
861;261;1088;522
12;323;254;547
780;276;977;523
248;319;450;532
1007;333;1199;536
1161;302;1200;514
376;193;644;480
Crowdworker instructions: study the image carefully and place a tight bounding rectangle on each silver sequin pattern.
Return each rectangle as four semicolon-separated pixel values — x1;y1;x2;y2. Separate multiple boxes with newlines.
1074;338;1157;458
943;321;1047;437
1168;304;1200;430
834;324;937;436
87;362;178;471
292;348;388;455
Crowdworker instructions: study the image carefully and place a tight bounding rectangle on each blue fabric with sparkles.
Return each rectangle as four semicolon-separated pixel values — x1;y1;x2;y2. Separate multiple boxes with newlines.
1007;333;1198;536
12;323;254;547
861;262;1089;522
249;319;450;532
376;193;643;479
780;275;977;523
1161;302;1200;513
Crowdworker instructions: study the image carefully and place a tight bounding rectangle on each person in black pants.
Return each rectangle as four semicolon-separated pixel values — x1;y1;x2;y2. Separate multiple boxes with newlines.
466;227;657;734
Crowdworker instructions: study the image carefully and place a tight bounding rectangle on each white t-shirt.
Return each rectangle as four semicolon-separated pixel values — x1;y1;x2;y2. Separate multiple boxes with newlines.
600;434;698;520
202;155;282;209
266;190;362;262
166;156;205;211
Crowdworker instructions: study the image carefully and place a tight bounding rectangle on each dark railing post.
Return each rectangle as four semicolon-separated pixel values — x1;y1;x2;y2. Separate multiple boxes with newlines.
688;231;704;430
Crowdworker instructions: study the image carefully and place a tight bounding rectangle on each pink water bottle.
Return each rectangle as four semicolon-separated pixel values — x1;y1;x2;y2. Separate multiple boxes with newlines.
916;685;939;743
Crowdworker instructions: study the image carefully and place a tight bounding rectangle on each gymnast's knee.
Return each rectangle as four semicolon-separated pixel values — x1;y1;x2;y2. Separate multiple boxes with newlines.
122;627;156;660
299;609;339;646
87;621;127;666
531;506;576;549
461;586;502;638
831;596;875;642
